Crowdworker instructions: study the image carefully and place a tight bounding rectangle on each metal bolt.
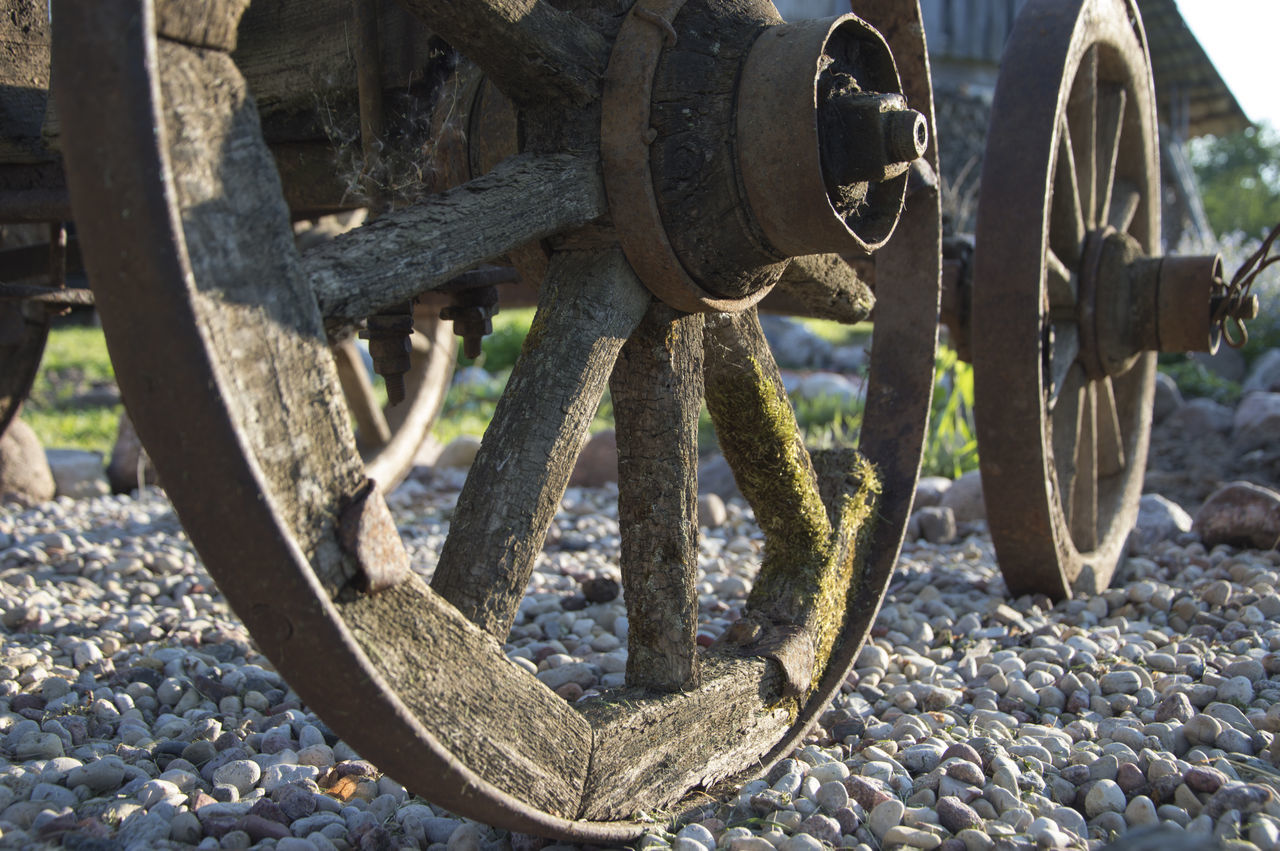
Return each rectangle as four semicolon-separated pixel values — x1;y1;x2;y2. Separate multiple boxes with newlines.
360;305;414;406
819;92;928;186
884;109;929;164
1213;293;1260;322
441;285;500;360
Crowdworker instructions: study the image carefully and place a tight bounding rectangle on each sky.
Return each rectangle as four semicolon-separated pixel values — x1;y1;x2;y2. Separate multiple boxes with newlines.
1175;0;1279;129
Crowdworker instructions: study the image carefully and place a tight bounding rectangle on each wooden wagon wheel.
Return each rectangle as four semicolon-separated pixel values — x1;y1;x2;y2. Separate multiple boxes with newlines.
332;315;456;490
972;0;1161;597
54;0;937;840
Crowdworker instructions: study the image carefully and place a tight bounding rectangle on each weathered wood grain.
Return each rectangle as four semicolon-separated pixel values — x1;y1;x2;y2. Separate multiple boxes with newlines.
611;303;703;692
232;0;433;131
0;0;54;165
431;249;650;637
576;653;791;820
155;0;251;51
156;39;368;594
760;254;876;324
649;0;785;300
395;0;610;108
340;575;590;817
308;153;607;329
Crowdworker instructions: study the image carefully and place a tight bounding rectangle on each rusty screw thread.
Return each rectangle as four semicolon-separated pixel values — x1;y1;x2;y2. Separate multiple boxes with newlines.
360;305;414;406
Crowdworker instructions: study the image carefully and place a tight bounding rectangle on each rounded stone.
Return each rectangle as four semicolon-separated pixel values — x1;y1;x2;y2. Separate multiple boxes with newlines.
1084;779;1126;817
1217;676;1255;704
815;780;849;812
868;797;905;840
936;796;983;834
1098;671;1141;695
211;759;261;796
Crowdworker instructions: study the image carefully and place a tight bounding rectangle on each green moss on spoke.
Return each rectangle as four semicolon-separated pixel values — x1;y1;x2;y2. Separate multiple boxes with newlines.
704;353;832;594
807;448;880;673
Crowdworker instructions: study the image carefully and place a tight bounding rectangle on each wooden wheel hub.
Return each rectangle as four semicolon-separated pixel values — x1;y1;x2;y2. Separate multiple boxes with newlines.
1078;228;1225;378
601;0;923;313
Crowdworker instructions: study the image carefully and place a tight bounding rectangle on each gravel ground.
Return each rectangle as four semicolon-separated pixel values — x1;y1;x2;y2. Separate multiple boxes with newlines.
2;469;1279;851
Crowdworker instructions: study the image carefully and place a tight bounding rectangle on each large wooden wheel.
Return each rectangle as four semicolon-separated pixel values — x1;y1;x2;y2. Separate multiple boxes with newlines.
972;0;1159;598
54;0;937;840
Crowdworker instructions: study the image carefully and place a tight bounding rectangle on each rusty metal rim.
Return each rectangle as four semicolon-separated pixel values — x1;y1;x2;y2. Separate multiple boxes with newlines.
600;0;769;314
52;2;646;843
971;0;1159;598
753;0;940;772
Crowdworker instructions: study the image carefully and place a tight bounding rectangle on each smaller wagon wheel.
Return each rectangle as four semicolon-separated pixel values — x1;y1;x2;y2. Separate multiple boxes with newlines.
972;0;1167;597
55;0;936;839
332;313;456;490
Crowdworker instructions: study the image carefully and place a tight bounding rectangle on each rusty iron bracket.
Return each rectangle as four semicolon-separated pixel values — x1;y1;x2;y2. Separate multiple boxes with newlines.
599;0;770;314
338;478;414;593
720;617;816;699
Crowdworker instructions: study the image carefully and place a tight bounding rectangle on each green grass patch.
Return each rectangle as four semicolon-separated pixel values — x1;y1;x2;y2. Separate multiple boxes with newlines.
22;405;120;455
798;318;873;347
38;325;115;386
1158;355;1242;405
24;325;121;455
457;307;535;372
925;345;979;479
27;318;983;484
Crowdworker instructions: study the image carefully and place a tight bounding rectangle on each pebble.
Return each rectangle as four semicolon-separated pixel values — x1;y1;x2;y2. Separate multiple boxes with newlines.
1085;779;1127;817
868;798;905;839
3;455;1280;851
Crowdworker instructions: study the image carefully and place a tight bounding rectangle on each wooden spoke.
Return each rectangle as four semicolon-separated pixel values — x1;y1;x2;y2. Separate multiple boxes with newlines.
702;309;879;691
610;303;704;693
1095;86;1127;230
334;339;393;450
1045;247;1077;310
431;249;650;638
1069;381;1099;552
1108;180;1142;234
1051;117;1087;265
760;254;876;324
1095;375;1126;477
308;153;606;330
1048;323;1080;403
395;0;609;108
703;309;831;580
1067;46;1098;228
